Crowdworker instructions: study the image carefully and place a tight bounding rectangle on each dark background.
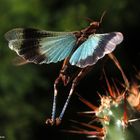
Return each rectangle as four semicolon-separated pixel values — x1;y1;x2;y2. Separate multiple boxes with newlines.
0;0;140;140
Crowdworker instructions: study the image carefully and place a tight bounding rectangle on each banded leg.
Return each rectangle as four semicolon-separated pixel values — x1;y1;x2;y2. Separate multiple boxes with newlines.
56;67;91;124
46;76;61;125
46;59;70;125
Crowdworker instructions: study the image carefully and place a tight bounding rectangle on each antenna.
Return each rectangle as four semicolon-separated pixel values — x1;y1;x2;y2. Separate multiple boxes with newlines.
99;10;107;24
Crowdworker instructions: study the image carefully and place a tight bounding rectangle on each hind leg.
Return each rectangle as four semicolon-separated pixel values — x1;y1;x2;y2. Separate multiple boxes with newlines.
45;76;61;125
56;67;91;125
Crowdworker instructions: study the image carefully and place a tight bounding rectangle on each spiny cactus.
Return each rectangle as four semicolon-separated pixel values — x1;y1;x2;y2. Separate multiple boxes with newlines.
67;54;140;140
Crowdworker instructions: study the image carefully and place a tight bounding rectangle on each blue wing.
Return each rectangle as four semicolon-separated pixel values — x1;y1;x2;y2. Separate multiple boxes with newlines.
5;28;77;64
39;34;76;63
69;32;123;68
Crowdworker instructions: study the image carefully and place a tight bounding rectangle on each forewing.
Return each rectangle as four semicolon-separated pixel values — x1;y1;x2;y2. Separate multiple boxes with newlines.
69;32;123;68
5;28;71;40
5;28;77;64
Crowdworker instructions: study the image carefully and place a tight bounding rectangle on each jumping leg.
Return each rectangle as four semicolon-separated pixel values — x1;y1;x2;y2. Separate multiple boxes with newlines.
56;67;91;124
46;76;61;125
46;58;70;125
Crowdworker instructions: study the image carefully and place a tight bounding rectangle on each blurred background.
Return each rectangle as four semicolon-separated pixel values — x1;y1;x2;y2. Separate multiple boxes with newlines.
0;0;140;140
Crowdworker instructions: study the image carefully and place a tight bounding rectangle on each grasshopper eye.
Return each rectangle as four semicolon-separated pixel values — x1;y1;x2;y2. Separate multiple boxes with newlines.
90;21;100;28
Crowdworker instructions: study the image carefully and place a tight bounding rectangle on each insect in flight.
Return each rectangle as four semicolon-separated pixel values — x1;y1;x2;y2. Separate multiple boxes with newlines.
5;12;123;125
